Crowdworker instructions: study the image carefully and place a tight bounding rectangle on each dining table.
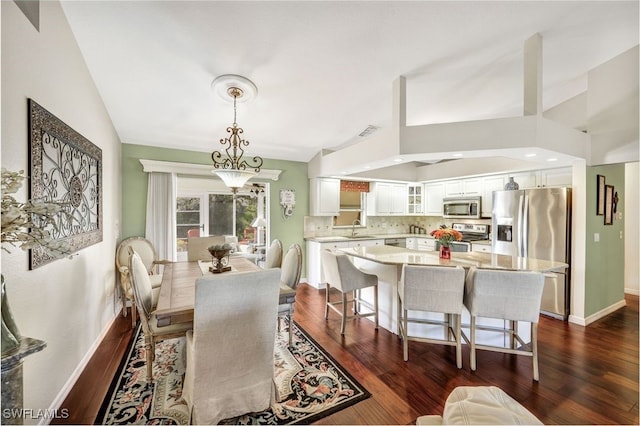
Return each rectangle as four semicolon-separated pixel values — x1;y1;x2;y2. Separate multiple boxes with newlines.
154;256;261;327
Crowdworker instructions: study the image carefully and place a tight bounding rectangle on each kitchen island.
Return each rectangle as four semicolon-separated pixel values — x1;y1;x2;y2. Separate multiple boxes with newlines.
337;245;568;346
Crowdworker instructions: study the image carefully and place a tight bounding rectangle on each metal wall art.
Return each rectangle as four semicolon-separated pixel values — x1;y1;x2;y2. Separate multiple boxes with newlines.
28;99;102;269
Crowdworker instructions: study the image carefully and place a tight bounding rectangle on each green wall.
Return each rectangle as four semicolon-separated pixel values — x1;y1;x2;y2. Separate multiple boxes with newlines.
584;164;626;317
121;144;309;274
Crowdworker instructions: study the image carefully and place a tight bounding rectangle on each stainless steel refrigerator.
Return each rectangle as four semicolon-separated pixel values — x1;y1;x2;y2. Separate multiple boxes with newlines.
492;187;571;320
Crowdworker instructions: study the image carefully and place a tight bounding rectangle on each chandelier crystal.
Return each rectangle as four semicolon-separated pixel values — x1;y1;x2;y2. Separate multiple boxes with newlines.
211;85;263;193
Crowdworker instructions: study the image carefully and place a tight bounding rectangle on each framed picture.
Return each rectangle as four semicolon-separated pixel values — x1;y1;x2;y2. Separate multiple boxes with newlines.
604;185;614;225
28;99;103;269
596;174;606;215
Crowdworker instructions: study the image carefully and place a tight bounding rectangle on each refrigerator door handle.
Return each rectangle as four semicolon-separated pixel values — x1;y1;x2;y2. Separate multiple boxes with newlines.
522;194;529;258
517;194;525;257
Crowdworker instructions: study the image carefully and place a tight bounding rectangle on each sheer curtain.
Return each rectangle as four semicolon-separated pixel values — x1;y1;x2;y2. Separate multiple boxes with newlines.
145;172;177;261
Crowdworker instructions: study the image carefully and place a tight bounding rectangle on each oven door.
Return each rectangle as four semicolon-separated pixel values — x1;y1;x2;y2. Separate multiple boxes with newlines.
435;241;471;252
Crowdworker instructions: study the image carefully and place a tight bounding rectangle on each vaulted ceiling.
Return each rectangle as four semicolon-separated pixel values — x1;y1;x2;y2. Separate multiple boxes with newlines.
60;1;639;164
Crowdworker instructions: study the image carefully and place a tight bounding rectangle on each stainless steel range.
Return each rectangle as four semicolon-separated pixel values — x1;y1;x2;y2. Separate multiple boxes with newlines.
438;223;490;252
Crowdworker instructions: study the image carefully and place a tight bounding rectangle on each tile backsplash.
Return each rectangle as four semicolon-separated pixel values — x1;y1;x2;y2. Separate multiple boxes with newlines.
304;215;446;238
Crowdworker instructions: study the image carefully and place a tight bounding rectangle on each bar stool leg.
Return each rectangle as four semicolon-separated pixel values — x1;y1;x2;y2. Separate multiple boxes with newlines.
340;292;348;334
455;314;462;369
470;316;477;371
373;285;379;330
324;284;330;320
532;322;539;381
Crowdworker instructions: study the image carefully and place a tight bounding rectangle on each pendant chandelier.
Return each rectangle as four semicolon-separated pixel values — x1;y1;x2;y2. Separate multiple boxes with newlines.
211;75;263;193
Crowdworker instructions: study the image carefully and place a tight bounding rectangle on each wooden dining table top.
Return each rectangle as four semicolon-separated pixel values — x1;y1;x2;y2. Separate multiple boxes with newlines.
154;256;261;327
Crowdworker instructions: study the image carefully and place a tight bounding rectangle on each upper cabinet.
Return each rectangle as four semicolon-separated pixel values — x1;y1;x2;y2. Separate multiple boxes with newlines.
480;175;505;217
367;182;407;216
507;167;572;189
407;184;424;215
309;178;340;216
444;178;481;197
425;182;445;216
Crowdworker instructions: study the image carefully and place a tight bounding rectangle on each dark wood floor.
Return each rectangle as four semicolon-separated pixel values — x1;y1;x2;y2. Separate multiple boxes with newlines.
55;285;639;425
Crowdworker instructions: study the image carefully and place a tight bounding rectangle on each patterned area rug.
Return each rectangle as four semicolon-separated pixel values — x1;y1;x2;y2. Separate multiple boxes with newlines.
97;318;370;424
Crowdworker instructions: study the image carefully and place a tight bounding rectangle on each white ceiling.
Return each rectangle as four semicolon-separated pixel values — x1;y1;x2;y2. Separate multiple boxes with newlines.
60;1;639;165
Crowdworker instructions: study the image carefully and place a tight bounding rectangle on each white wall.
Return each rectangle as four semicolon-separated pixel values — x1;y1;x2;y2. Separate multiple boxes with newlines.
625;162;639;295
1;1;121;421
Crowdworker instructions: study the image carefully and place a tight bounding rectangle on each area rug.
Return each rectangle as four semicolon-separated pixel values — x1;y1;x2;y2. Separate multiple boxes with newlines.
97;318;370;424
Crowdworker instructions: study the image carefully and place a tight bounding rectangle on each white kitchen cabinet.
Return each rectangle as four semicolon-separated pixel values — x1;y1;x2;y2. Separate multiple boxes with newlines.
407;184;424;215
416;237;437;251
539;168;572;187
406;237;417;250
310;178;340;216
444;178;481;197
480;175;505;217
506;167;571;190
424;182;445;216
367;182;407;215
306;239;384;288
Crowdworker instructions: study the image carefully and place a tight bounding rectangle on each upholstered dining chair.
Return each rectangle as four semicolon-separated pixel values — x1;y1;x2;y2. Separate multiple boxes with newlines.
463;267;545;381
115;236;168;327
264;239;283;269
128;248;192;382
278;243;303;346
398;265;466;368
321;249;378;335
182;269;281;424
187;235;226;261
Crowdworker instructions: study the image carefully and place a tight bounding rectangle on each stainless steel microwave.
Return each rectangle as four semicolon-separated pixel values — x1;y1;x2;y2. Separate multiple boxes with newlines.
442;197;482;219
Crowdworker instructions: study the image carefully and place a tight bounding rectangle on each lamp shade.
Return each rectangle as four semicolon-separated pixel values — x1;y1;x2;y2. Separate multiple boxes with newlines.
214;169;256;189
251;216;267;227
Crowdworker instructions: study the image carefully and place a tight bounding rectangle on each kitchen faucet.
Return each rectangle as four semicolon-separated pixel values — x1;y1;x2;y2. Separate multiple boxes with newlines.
351;219;361;237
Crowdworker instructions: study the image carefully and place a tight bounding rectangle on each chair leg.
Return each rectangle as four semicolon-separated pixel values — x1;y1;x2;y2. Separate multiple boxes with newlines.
510;320;517;349
470;316;477;371
455;314;462;369
288;305;294;347
353;289;359;314
340;292;347;334
324;285;330;320
532;322;539;381
373;285;379;330
131;304;137;328
144;337;154;382
402;308;409;361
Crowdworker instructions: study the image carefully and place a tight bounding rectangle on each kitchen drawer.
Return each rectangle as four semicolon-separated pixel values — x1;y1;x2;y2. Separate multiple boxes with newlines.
471;243;492;253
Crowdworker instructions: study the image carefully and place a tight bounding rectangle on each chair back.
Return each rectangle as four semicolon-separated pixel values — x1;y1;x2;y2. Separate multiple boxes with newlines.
128;248;154;318
116;236;157;273
280;244;302;290
321;249;375;292
464;267;545;323
187;236;226;261
264;239;283;269
400;265;465;313
188;269;281;424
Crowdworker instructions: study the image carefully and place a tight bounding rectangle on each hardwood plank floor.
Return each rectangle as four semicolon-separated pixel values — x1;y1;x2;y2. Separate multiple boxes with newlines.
54;285;639;425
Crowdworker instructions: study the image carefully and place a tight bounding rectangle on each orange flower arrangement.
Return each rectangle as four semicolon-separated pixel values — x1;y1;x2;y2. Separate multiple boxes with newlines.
430;227;463;247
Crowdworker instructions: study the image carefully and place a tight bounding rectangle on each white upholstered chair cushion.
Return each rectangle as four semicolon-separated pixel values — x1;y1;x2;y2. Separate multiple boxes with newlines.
416;386;542;425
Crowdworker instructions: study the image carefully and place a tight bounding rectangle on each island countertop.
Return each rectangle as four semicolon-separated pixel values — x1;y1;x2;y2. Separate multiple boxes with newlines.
339;245;568;273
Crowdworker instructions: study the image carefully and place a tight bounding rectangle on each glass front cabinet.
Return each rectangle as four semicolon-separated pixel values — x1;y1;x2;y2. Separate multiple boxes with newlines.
407;184;424;215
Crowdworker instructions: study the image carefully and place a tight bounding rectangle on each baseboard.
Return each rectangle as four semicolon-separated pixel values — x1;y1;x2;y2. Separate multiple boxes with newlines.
569;299;627;327
42;312;120;425
624;287;639;296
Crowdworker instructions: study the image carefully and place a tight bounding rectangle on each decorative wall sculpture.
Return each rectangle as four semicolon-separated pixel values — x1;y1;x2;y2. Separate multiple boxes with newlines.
28;99;103;269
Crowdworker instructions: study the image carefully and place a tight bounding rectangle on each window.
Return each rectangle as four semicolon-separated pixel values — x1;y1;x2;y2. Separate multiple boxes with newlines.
175;177;269;257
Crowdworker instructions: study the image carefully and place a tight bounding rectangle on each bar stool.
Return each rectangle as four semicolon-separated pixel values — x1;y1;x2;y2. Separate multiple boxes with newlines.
398;265;466;368
463;267;545;381
321;250;378;335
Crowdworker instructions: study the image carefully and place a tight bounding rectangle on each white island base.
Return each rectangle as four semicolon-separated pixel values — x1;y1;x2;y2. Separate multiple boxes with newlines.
350;256;532;349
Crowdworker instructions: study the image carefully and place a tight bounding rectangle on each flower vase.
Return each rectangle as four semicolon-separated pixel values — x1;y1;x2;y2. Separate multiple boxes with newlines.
439;245;451;259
